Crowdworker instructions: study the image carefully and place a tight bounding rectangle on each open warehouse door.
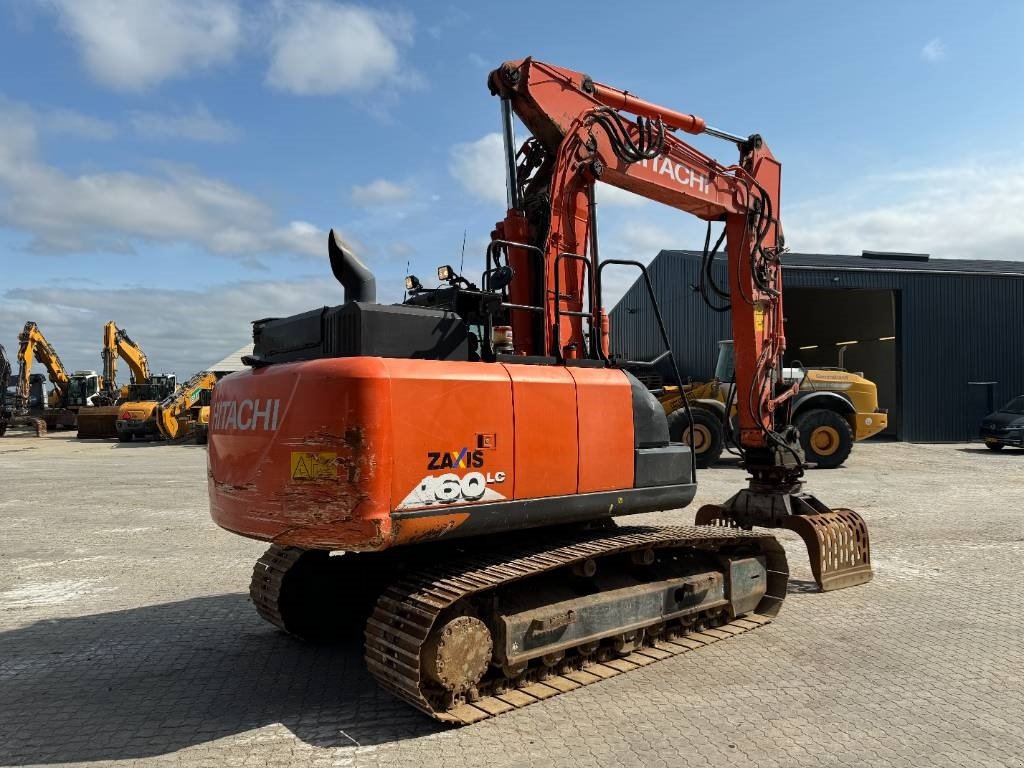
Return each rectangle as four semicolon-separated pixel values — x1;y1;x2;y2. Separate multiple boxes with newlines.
783;287;899;438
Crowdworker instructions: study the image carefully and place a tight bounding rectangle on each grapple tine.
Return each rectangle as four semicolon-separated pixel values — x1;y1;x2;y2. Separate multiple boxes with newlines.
781;509;872;591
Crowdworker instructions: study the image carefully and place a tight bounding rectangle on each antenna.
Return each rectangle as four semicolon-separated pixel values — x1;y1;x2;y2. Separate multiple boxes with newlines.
459;229;467;274
403;258;410;302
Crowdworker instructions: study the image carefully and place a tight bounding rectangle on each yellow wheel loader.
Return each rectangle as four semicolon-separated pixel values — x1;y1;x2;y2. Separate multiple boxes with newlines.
660;341;888;469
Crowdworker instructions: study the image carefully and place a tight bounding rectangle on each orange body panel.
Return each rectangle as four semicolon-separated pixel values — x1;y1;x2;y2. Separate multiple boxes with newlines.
208;357;393;550
207;357;638;551
384;358;515;511
568;368;634;492
509;365;578;499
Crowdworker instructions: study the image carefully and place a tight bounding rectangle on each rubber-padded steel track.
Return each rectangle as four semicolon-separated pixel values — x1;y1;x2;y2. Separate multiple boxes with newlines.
364;524;787;724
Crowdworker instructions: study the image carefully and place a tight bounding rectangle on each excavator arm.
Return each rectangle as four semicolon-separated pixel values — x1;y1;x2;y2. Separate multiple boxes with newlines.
16;322;71;409
491;58;788;456
155;370;218;440
101;321;151;397
78;322;153;439
490;58;870;591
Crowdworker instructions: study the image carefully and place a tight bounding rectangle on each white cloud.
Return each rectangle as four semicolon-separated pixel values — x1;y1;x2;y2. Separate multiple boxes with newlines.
596;183;648;208
921;37;946;63
451;132;653;208
43;107;118;140
450;132;506;204
43;0;242;91
130;104;237;142
388;241;414;257
351;178;412;206
0;102;323;258
786;160;1024;259
266;2;414;95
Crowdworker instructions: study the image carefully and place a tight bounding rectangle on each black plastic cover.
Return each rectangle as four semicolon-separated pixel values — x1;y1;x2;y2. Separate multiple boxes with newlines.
248;302;468;365
634;445;693;488
624;370;670;448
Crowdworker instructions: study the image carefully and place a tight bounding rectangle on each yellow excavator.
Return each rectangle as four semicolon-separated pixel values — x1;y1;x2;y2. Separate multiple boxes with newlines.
155;370;221;444
77;322;154;439
659;340;888;469
14;322;102;432
0;343;42;437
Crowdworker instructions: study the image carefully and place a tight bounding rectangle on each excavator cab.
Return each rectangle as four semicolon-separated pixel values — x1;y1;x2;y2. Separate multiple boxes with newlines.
66;371;101;408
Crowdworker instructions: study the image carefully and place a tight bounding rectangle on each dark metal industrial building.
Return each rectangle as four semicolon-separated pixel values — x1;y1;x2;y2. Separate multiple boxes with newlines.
609;250;1024;442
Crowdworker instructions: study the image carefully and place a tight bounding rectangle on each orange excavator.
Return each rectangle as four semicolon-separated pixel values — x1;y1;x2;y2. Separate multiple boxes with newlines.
207;58;872;724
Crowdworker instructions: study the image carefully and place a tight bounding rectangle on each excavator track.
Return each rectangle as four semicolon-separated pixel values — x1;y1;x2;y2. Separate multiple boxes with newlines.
363;525;787;724
249;526;787;724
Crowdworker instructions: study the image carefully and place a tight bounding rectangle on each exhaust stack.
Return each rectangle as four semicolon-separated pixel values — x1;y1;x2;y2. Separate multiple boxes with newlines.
328;229;376;304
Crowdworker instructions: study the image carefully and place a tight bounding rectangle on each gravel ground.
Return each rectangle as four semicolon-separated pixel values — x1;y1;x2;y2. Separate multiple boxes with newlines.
1;432;1022;767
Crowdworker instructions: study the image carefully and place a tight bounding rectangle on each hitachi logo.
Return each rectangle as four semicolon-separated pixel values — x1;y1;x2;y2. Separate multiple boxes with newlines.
639;156;711;194
212;398;280;431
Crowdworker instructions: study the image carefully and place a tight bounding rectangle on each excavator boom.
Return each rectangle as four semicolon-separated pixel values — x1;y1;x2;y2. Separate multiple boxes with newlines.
78;322;154;439
17;322;70;408
155;370;218;441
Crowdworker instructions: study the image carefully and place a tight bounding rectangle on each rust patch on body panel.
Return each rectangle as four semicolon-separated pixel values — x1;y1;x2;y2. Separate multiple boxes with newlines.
392;513;469;545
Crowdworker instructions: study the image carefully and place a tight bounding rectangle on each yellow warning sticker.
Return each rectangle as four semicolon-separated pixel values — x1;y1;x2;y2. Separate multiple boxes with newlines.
289;451;338;481
753;304;766;333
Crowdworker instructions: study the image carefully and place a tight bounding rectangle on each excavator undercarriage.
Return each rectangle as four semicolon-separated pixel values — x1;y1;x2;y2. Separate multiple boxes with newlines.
250;524;787;723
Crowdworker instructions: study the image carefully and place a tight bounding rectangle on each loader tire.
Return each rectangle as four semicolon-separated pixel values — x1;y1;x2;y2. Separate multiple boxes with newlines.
118;432;133;443
985;442;1004;451
667;406;724;468
796;409;853;469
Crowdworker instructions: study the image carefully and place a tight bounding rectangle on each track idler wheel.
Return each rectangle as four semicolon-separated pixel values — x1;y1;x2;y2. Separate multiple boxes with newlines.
422;614;492;700
695;504;872;592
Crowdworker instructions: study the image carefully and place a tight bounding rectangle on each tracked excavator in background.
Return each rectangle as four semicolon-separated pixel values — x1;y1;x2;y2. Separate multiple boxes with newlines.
77;322;154;439
0;344;18;437
207;57;872;724
13;322;101;433
155;370;220;444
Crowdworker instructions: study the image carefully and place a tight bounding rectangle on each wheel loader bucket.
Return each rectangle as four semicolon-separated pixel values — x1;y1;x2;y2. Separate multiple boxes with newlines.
695;505;872;592
76;406;121;439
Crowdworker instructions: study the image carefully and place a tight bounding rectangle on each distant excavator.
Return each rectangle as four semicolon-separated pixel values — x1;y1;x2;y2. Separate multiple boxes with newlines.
77;322;154;439
155;370;221;444
13;322;101;433
0;343;32;437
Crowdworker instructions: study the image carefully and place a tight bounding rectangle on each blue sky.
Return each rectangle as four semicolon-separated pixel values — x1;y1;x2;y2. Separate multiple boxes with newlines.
1;0;1022;378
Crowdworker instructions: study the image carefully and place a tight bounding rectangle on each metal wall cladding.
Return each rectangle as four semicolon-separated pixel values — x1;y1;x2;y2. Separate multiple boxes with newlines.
608;251;1024;442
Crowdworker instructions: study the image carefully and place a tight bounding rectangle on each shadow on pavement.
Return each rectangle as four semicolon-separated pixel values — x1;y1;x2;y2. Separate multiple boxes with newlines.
0;594;441;764
955;446;1024;456
786;579;820;594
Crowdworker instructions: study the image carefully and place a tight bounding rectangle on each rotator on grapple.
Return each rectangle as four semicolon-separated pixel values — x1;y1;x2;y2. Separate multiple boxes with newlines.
207;57;871;724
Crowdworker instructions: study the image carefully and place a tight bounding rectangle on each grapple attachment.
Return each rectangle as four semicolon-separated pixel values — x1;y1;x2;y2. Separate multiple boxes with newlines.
696;501;872;592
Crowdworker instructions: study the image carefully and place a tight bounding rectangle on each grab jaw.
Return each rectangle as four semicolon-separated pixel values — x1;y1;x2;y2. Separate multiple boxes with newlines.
695;483;872;592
